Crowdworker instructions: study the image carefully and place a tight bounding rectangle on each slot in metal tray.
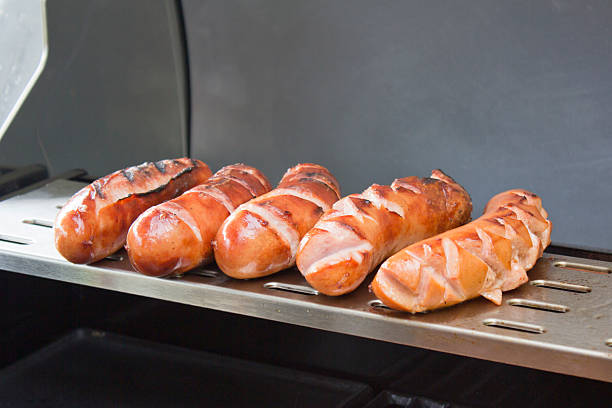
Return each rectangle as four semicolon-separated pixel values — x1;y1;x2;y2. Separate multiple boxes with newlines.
0;179;610;382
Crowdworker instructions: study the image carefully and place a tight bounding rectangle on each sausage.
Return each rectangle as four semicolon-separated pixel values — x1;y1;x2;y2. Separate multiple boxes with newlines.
54;158;212;264
126;164;271;277
214;163;340;279
370;189;552;313
296;170;472;296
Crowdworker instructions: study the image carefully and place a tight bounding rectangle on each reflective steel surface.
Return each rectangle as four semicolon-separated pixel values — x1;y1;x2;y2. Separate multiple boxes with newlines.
0;179;611;382
0;0;47;140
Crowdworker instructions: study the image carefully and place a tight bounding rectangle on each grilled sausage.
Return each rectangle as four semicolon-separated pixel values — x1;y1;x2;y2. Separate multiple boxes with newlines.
126;164;271;277
371;189;552;313
296;170;472;296
54;158;212;264
214;163;340;279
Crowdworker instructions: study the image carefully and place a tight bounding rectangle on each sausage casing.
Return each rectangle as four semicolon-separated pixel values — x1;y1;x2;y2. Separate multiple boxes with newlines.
296;170;472;296
54;158;212;264
126;164;271;277
214;163;340;279
371;189;552;313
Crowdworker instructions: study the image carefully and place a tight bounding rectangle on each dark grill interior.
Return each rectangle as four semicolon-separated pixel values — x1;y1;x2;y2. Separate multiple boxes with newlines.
1;1;611;406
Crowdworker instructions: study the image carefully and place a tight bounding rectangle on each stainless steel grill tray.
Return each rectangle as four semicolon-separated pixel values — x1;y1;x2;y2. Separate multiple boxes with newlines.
1;179;610;382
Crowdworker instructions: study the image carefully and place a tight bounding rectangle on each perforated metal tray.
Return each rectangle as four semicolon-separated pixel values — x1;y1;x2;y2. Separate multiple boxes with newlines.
0;179;610;382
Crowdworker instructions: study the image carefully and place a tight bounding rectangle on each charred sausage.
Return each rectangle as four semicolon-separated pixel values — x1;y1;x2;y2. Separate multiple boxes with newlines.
126;164;271;277
214;163;340;279
54;158;212;264
371;189;552;313
296;170;472;296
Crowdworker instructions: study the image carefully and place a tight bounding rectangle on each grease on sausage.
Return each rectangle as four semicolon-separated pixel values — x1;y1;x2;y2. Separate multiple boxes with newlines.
296;170;472;296
54;158;212;264
126;164;271;277
371;189;552;313
214;163;340;279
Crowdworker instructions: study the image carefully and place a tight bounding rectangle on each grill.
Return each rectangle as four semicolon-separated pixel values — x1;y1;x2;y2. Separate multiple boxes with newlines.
1;177;610;386
2;1;612;406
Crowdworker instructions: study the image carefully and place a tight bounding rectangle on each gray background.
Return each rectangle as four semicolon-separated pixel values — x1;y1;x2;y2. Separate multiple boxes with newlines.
184;0;612;250
1;0;611;250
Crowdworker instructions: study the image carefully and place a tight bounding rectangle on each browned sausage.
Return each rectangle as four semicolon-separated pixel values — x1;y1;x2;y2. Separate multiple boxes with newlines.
214;163;340;279
126;164;271;277
296;170;472;296
371;189;552;313
54;158;212;264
